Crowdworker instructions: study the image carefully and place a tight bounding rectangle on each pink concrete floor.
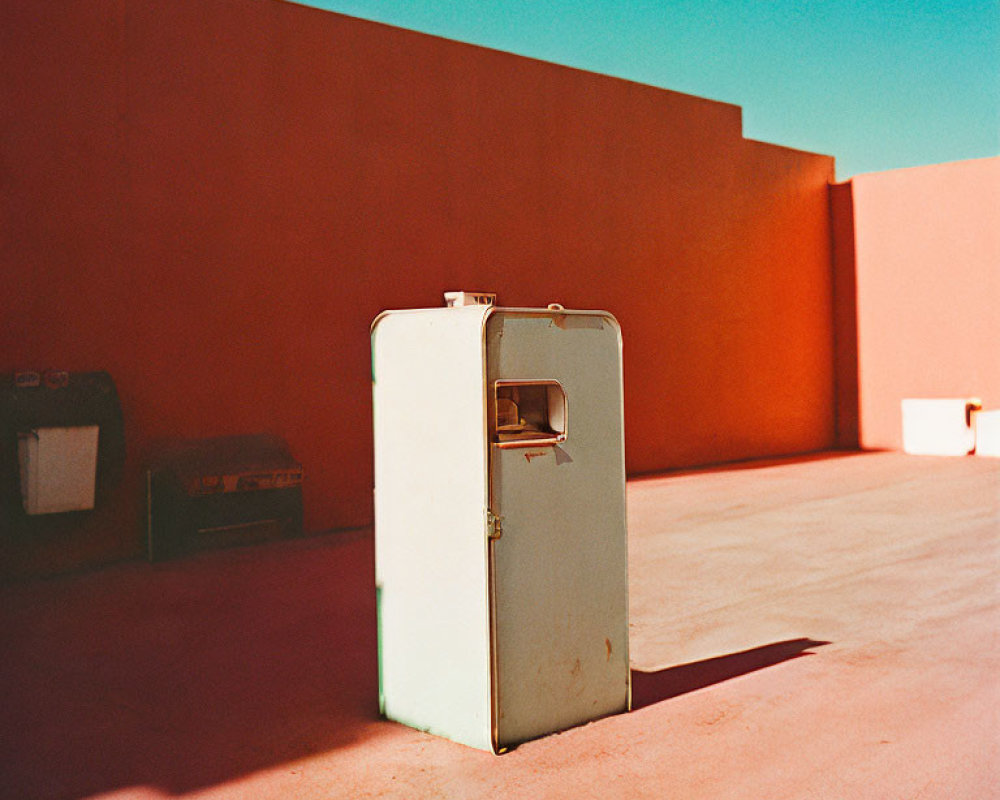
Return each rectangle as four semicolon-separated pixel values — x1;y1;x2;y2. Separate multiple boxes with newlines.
2;452;997;799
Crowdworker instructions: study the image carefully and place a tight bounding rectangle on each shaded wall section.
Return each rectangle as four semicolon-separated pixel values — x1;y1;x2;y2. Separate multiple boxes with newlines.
0;0;836;577
839;158;1000;450
829;181;859;449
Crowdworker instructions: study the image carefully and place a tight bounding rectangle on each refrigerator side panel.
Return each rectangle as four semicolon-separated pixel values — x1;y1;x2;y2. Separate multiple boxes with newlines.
372;306;493;751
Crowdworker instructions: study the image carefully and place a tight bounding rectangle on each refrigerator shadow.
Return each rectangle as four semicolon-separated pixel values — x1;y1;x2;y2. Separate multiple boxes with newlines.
631;638;831;710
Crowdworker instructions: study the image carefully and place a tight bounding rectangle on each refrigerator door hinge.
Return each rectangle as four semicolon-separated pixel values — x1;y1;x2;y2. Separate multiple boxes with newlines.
486;509;504;540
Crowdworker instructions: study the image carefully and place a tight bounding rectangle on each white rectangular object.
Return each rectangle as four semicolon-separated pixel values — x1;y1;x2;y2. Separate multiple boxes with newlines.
901;398;979;456
18;425;100;514
973;409;1000;458
372;302;629;752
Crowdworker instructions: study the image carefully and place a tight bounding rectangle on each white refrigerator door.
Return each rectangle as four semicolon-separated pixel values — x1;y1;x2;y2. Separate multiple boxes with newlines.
487;310;629;748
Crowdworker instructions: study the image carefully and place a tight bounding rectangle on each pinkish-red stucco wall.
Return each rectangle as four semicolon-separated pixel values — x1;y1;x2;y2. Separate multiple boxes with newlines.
1;0;837;577
842;158;1000;450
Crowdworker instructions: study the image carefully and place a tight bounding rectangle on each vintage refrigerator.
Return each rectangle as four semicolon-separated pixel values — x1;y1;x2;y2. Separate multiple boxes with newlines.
371;293;629;752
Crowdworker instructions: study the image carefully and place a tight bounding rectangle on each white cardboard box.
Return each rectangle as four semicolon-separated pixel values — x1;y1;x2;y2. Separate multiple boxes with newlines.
901;398;979;456
973;409;1000;458
18;425;100;514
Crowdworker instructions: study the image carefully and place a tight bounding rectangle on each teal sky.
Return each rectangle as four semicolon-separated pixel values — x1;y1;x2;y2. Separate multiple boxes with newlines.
295;0;999;179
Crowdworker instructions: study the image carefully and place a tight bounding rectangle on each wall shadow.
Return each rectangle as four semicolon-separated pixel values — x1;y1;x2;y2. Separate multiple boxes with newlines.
628;449;869;483
631;638;831;710
829;180;861;450
0;529;379;799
